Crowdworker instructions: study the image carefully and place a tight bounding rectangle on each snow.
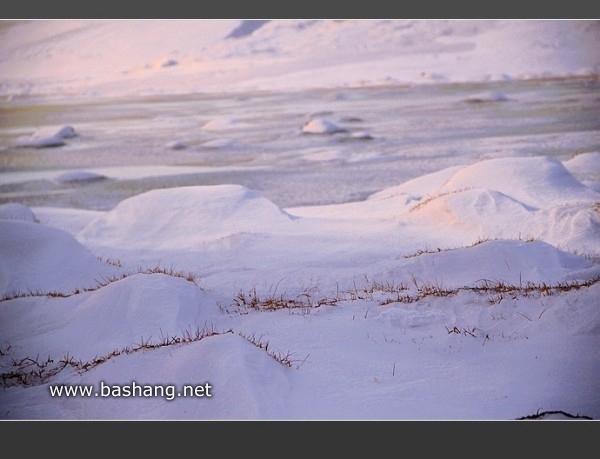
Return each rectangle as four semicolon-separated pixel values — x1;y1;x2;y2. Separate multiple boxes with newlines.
77;184;296;251
1;20;599;420
1;20;598;101
0;203;38;222
200;138;238;149
54;171;108;184
13;125;78;149
0;220;121;297
301;118;348;134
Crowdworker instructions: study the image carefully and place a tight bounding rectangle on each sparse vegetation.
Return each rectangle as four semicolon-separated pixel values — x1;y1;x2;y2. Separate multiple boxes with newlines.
0;322;304;388
97;256;123;267
228;286;337;313
0;324;225;388
0;263;201;303
238;331;298;368
224;272;600;312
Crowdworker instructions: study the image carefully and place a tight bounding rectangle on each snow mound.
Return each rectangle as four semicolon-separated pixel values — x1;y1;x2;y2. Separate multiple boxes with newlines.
0;273;209;364
14;125;78;149
533;203;600;255
0;203;38;222
301;118;347;134
54;170;108;184
368;157;600;252
397;239;597;289
0;333;291;420
563;152;600;174
78;185;296;250
563;152;600;191
437;156;598;209
0;220;120;298
53;126;78;139
410;187;536;239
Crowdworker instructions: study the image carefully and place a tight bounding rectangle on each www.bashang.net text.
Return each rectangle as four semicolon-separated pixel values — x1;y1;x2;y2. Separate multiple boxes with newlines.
48;381;213;401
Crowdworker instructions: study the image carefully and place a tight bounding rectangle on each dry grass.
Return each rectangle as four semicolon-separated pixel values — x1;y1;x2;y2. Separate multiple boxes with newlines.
0;263;201;303
228;286;337;314
0;320;306;388
0;323;225;388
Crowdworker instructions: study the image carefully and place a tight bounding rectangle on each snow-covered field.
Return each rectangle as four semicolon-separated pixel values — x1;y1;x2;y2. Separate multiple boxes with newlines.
1;20;599;420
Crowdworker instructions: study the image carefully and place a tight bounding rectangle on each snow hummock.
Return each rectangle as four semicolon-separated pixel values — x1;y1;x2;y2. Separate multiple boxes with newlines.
78;185;296;251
